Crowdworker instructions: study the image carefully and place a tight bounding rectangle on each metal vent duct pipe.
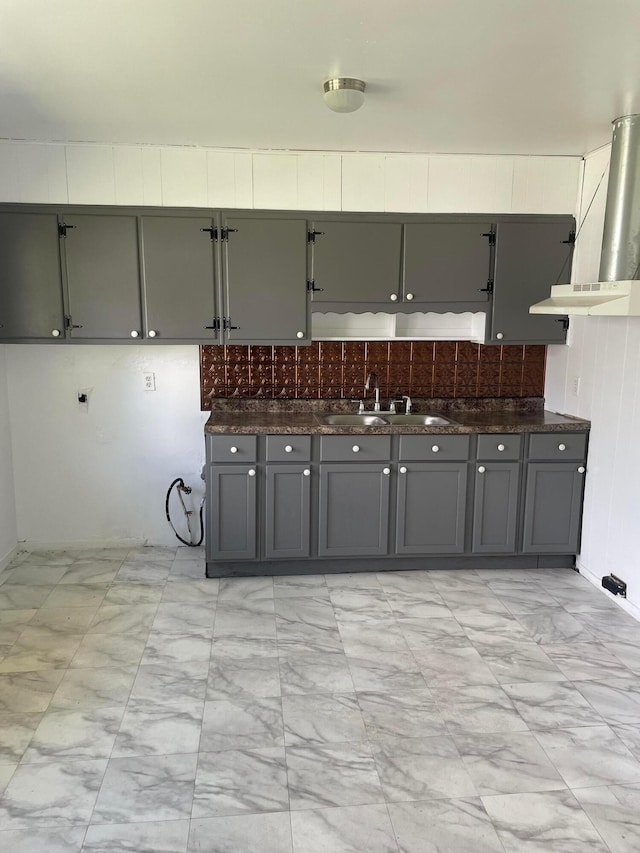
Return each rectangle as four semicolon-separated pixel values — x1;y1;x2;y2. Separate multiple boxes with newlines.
599;114;640;282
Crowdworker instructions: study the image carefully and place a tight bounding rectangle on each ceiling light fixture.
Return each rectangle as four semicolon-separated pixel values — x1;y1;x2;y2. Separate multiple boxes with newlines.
323;78;366;113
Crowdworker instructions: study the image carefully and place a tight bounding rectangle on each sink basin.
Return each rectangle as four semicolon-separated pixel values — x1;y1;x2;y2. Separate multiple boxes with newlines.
381;414;452;425
316;414;389;426
315;413;452;426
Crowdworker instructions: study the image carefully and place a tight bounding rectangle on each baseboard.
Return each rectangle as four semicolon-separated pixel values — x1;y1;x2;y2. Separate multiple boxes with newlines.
577;561;640;623
0;542;20;572
19;537;146;551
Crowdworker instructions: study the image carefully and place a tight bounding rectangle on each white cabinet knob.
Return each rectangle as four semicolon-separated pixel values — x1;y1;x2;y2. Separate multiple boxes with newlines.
496;332;504;340
382;467;391;476
352;445;360;453
405;292;414;301
558;443;566;452
390;293;398;302
303;468;311;477
497;443;505;452
148;330;157;338
229;446;238;454
285;445;293;453
296;331;304;339
130;330;139;338
431;445;440;453
578;466;585;474
248;468;256;477
51;329;61;337
478;465;486;473
399;466;408;474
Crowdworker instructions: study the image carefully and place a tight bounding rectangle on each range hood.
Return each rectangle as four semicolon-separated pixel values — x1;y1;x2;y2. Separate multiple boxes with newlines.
530;114;640;317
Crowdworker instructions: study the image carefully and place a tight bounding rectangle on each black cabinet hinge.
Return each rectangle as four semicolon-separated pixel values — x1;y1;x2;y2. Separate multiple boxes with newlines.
557;316;570;332
307;279;324;293
203;318;220;331
58;223;76;238
64;315;82;330
482;230;496;246
223;317;239;331
478;279;494;294
562;231;576;245
221;227;238;241
308;230;325;244
200;226;218;241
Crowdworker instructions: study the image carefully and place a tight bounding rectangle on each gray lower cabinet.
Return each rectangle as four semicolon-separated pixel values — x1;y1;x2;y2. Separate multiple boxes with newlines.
141;215;220;341
472;462;520;552
265;465;311;559
318;463;390;557
396;462;468;554
0;212;65;340
522;462;585;553
207;464;257;560
62;214;143;339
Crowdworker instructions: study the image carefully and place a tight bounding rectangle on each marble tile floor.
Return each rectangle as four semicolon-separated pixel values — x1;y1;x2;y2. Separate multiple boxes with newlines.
0;549;640;850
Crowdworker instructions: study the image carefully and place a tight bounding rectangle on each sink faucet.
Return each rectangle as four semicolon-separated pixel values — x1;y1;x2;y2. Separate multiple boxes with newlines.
364;372;381;412
389;395;413;414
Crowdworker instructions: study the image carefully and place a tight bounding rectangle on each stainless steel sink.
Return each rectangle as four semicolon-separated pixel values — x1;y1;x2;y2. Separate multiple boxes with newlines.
315;413;452;426
381;414;452;425
316;414;389;426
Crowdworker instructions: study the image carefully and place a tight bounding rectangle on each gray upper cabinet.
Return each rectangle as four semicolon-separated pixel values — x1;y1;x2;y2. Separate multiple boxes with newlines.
489;219;574;344
222;215;309;343
311;221;403;303
403;223;493;303
0;212;65;340
62;214;142;339
141;215;219;341
395;462;468;554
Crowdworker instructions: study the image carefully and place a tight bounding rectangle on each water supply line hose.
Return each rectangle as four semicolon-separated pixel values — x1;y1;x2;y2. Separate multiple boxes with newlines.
165;477;205;546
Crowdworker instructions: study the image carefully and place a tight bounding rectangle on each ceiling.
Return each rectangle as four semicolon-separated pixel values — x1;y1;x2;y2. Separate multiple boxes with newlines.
1;0;639;156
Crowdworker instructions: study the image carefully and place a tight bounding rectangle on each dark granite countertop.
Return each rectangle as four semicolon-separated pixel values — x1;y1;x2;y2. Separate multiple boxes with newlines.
204;399;590;435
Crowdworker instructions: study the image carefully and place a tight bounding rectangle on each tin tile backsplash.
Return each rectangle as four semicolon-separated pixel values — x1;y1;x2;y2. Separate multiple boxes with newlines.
200;342;546;409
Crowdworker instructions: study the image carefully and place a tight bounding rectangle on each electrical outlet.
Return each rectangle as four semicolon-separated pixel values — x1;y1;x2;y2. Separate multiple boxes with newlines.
143;372;156;391
571;376;581;397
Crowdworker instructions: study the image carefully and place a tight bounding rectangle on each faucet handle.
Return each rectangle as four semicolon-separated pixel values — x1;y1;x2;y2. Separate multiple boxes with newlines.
402;395;413;413
389;400;404;414
351;399;366;414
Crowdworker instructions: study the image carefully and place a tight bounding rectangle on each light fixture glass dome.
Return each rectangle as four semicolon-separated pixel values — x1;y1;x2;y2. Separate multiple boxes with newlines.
323;78;366;113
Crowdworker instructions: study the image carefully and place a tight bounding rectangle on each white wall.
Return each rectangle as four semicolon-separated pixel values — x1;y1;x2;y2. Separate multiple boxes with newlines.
546;145;640;616
0;346;18;565
0;140;581;547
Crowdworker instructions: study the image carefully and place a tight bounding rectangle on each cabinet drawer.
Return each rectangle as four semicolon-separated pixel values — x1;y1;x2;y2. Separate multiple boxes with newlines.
208;435;257;463
477;434;521;461
528;432;587;461
266;435;311;462
320;435;391;462
399;435;470;461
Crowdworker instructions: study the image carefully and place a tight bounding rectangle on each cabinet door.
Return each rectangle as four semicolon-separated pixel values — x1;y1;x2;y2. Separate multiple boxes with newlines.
522;462;585;553
141;216;219;341
403;223;492;303
472;462;520;553
62;214;142;339
318;464;390;557
312;221;402;303
0;212;65;340
223;216;308;343
396;462;467;554
265;465;311;560
490;220;574;343
207;465;257;561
